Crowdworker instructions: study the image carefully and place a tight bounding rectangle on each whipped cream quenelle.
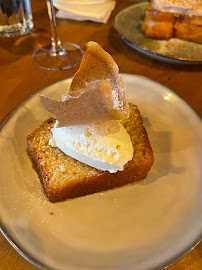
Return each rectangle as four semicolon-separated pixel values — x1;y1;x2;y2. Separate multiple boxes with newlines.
49;120;133;173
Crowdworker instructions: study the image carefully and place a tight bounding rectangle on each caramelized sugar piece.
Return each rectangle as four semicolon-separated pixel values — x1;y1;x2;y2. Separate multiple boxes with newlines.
40;42;129;127
69;41;129;119
40;80;125;127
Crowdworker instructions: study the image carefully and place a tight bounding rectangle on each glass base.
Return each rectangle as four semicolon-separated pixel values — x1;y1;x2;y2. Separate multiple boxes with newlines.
32;42;83;70
0;21;33;37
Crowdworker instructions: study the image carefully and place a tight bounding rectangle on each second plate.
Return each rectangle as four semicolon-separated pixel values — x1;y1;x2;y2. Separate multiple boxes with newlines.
113;2;202;64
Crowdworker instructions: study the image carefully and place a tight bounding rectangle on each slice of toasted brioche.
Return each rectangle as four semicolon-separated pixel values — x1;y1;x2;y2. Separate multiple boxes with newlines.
27;103;154;203
142;4;175;39
175;16;202;43
142;2;202;43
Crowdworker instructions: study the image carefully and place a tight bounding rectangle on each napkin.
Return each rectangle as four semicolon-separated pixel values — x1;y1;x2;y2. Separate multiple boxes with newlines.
54;0;116;23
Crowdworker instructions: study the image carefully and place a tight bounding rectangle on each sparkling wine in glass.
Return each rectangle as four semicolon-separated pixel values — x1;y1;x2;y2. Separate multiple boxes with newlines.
32;0;83;70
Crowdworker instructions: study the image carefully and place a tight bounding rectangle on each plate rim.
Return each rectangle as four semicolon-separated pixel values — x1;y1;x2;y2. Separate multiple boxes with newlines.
0;74;202;270
0;221;201;270
113;2;202;64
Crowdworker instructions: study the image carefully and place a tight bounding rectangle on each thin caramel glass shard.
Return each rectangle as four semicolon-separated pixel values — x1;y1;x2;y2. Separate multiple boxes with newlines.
39;42;129;126
40;80;124;127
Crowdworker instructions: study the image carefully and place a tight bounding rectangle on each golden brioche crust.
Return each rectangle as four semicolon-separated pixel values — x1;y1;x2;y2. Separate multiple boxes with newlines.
142;4;175;39
175;16;202;43
142;18;174;39
27;103;154;202
142;3;202;43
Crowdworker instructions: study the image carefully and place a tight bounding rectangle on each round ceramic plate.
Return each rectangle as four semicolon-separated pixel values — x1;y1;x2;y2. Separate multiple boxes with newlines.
113;3;202;64
0;74;201;270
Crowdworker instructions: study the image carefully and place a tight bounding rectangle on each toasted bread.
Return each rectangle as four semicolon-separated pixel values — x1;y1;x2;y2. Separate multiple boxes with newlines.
175;15;202;43
142;1;202;43
27;103;154;202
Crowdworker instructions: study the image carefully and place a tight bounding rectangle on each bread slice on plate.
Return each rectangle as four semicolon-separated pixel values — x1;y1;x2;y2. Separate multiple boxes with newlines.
27;41;154;202
27;103;154;202
142;0;202;43
142;4;175;39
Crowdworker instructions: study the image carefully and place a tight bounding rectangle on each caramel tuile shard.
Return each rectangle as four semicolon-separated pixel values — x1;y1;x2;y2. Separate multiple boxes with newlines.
40;80;124;127
39;42;129;126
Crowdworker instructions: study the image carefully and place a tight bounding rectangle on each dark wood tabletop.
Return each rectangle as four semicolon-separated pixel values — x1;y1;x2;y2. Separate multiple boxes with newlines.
0;0;201;269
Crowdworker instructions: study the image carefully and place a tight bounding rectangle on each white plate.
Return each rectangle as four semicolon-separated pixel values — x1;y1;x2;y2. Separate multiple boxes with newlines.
0;74;201;270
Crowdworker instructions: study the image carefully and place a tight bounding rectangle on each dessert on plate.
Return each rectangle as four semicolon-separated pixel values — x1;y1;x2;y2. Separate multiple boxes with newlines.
27;41;154;202
142;0;202;43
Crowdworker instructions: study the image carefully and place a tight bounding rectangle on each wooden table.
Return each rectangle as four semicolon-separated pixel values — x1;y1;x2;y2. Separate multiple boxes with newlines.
0;0;201;269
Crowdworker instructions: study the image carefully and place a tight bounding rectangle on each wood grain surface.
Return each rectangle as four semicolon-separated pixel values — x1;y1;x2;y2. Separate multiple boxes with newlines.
0;0;201;269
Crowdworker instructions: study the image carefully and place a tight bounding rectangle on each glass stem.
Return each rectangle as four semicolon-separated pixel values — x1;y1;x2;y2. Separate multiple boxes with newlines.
46;0;63;54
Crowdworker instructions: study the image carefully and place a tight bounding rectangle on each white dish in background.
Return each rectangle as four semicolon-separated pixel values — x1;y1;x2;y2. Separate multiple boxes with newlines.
0;74;201;270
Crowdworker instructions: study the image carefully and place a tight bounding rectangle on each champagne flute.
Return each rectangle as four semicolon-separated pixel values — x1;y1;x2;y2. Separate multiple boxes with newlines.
32;0;83;70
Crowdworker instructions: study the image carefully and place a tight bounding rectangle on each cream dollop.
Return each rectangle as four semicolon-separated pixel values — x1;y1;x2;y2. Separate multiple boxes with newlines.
49;120;133;173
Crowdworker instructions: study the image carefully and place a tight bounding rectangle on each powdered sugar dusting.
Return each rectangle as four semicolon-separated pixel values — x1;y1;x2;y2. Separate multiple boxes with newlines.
152;0;202;16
